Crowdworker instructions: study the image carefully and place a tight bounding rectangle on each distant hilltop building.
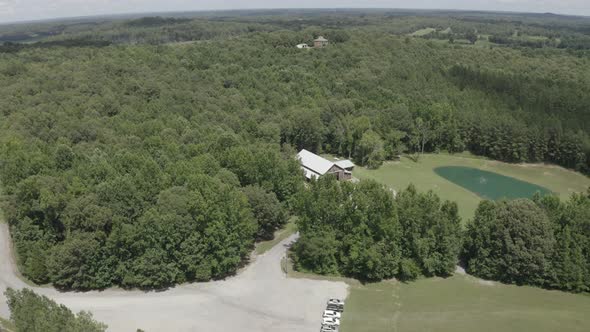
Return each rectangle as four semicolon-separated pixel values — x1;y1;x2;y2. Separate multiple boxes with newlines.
295;37;329;49
313;36;329;48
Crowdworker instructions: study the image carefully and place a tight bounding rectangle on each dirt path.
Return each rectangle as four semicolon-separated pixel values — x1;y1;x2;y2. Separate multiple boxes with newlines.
0;224;348;331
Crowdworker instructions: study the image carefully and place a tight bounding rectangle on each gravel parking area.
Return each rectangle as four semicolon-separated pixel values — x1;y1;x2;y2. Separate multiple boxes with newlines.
0;223;348;331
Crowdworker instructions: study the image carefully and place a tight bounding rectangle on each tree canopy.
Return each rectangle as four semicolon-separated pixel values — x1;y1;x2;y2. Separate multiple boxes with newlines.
0;10;589;289
463;190;590;292
4;288;107;332
292;178;462;281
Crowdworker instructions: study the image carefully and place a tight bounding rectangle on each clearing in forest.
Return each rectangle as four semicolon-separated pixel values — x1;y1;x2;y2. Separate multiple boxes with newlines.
410;27;436;36
354;153;590;222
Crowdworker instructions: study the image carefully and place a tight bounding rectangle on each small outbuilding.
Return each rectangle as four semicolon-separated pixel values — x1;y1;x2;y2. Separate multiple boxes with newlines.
296;43;310;49
335;159;355;172
313;36;329;48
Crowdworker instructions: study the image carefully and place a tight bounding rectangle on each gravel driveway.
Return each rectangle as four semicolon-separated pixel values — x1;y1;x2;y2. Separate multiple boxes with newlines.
0;223;348;331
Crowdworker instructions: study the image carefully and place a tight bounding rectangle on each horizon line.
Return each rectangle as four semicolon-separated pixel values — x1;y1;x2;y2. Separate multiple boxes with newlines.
1;7;589;26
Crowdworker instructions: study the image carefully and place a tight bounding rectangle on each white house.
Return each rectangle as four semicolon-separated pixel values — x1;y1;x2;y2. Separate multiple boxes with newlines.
296;43;310;49
297;149;354;181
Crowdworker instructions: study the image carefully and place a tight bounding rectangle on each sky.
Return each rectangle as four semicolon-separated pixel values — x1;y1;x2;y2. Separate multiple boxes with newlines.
0;0;589;24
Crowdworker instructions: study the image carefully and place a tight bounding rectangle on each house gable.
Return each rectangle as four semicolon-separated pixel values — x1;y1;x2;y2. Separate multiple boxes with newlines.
327;164;344;174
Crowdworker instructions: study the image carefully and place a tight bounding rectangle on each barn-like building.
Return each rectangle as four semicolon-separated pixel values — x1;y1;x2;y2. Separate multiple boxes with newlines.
297;149;354;181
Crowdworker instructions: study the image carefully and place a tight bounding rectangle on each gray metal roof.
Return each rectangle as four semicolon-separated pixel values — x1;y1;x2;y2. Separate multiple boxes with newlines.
335;160;355;169
314;36;328;42
297;149;334;175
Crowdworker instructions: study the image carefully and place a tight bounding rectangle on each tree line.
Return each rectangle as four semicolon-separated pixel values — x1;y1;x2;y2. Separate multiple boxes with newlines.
463;190;590;292
0;39;112;54
291;177;462;281
2;140;299;289
293;177;590;293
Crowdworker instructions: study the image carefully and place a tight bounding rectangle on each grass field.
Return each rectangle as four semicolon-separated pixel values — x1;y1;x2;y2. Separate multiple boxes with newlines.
340;275;590;332
354;153;590;221
287;259;590;332
334;153;590;332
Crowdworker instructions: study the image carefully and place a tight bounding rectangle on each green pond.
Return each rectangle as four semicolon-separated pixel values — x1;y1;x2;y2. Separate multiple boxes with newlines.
434;166;552;200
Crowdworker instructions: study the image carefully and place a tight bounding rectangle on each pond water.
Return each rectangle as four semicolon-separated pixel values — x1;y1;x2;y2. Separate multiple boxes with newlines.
434;166;552;200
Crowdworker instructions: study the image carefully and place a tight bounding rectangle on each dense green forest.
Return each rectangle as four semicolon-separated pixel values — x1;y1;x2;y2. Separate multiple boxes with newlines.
292;178;461;281
293;178;590;292
463;190;590;292
0;10;589;289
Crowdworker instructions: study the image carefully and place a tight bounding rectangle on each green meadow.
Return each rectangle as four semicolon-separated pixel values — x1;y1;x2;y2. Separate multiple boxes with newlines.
353;153;590;221
334;153;590;332
340;275;590;332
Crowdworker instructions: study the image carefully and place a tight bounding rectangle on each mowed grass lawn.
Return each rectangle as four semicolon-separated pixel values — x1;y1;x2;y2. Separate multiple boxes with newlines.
340;276;590;332
337;153;590;332
354;153;590;221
